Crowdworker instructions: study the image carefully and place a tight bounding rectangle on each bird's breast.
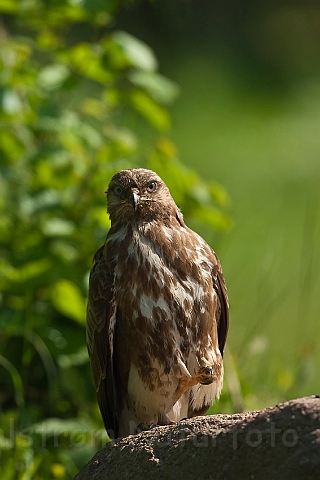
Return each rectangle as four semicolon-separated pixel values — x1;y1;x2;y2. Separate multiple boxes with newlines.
108;225;216;327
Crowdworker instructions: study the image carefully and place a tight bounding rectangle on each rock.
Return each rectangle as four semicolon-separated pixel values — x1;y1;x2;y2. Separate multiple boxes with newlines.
74;396;320;480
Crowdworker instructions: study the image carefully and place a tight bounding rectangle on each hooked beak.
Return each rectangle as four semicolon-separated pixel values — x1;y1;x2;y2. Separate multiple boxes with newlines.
131;189;140;210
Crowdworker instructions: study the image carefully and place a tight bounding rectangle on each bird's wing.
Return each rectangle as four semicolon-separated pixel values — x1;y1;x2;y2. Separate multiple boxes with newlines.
86;246;118;437
213;261;229;357
186;255;229;419
186;256;229;419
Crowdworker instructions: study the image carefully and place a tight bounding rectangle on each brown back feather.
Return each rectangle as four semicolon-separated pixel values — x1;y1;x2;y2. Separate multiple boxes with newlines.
86;247;118;437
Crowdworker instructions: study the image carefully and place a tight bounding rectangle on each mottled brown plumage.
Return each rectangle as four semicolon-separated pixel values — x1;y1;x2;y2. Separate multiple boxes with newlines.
86;168;229;438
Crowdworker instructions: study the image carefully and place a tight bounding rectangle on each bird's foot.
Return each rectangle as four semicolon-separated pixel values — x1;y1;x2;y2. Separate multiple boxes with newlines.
158;412;175;427
136;414;175;433
197;366;214;385
135;422;157;434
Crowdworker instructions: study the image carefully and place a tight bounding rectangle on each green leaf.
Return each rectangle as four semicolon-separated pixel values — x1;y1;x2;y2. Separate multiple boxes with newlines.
0;130;24;162
129;70;179;104
193;205;233;231
130;91;170;131
58;346;88;368
32;417;91;435
208;182;231;208
112;31;158;71
0;258;52;285
24;329;60;398
1;89;23;114
51;280;86;325
59;43;112;83
41;218;75;236
37;64;70;91
0;0;19;14
0;355;25;407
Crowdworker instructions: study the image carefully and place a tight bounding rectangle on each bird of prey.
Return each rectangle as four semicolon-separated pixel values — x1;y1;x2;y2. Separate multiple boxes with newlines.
86;168;229;438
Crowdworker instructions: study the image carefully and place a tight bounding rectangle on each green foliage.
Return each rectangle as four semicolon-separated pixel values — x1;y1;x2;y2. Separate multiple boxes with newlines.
0;2;231;477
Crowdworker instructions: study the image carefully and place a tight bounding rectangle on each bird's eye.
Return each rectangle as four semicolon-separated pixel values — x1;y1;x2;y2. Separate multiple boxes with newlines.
147;181;157;192
114;186;123;195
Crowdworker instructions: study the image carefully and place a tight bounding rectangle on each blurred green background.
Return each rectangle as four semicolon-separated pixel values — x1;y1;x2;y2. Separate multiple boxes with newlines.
1;1;319;478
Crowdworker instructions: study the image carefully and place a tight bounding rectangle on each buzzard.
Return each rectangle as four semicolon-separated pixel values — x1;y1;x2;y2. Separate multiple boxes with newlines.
86;168;229;438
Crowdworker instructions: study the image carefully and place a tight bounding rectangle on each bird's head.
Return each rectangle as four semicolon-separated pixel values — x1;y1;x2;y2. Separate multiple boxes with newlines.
106;168;177;224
